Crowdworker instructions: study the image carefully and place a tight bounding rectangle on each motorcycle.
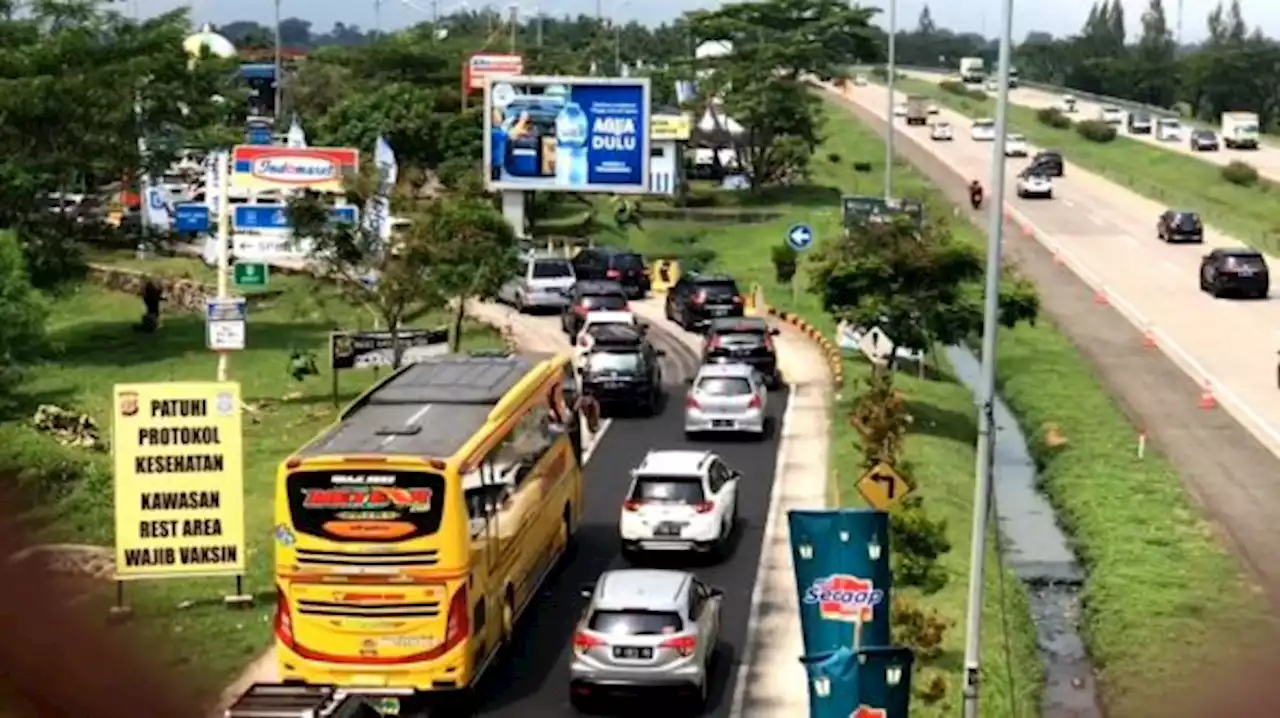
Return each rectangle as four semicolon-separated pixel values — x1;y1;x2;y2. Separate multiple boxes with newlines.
969;186;984;210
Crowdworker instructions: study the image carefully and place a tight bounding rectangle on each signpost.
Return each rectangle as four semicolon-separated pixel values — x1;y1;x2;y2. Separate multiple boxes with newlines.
232;204;356;231
233;262;269;288
174;203;210;233
856;461;914;511
206;298;247;352
786;223;814;302
328;329;450;405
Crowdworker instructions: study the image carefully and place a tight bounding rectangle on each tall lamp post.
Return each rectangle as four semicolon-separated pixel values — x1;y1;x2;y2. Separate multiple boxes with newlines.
883;0;896;200
959;0;1016;713
273;0;283;119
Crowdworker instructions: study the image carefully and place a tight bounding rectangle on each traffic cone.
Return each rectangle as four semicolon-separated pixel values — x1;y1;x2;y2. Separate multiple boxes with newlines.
1093;288;1109;305
1198;381;1216;410
1142;327;1157;348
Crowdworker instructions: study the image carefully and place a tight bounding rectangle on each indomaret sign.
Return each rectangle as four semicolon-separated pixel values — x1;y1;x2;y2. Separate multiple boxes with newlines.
112;381;246;580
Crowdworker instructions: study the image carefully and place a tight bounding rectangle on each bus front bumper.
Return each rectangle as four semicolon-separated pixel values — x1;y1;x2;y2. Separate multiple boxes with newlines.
277;643;473;694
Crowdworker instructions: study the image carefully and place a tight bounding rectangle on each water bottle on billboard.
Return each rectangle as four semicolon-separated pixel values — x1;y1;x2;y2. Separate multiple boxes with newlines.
555;101;589;187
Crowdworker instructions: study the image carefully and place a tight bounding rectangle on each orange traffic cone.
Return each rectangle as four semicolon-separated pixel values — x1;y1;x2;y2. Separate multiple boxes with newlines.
1142;327;1157;348
1198;381;1216;410
1093;289;1109;305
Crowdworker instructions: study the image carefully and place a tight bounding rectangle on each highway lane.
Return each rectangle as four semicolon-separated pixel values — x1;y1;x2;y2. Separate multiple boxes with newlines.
903;69;1280;183
824;76;1280;595
472;314;788;718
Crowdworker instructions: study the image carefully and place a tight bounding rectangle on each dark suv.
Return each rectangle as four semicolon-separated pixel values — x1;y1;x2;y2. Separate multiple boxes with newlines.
561;280;629;339
1200;248;1269;299
578;325;665;415
1028;150;1064;177
571;247;650;298
664;274;744;331
702;317;782;388
1157;210;1204;243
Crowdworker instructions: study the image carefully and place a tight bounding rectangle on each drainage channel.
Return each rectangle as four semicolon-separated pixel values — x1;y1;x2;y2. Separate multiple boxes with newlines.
945;346;1103;718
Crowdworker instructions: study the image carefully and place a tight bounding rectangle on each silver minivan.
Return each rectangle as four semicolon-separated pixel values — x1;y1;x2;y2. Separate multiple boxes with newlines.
570;569;722;711
499;253;576;313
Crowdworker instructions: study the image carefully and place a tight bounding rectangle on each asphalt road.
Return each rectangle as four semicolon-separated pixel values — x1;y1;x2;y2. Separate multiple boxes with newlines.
470;315;788;717
903;69;1280;183
825;79;1280;603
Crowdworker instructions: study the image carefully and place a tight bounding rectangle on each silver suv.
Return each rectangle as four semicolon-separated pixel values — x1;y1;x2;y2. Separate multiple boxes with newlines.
569;569;723;712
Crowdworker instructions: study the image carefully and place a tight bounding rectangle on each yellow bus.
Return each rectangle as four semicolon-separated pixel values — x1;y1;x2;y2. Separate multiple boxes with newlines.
272;352;584;702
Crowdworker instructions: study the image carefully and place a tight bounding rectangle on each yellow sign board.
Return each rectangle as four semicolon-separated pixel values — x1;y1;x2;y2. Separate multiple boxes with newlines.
112;381;246;580
856;461;913;511
651;113;692;141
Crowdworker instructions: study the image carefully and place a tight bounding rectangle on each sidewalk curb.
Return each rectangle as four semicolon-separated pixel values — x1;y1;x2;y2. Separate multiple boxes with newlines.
762;304;845;387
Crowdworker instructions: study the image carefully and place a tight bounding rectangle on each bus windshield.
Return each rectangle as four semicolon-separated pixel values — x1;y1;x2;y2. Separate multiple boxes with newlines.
286;469;446;542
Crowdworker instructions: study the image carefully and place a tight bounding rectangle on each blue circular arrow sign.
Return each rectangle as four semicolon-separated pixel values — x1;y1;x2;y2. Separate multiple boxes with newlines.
787;223;815;251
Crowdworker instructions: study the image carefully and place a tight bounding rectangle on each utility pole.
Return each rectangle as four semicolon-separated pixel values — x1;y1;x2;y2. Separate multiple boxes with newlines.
273;0;283;119
508;3;518;52
537;9;543;47
214;152;232;383
883;0;896;200
375;0;382;34
1176;0;1184;47
959;0;1015;712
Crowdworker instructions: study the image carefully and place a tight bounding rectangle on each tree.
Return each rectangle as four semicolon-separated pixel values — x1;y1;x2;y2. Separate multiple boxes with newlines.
287;175;446;368
414;198;520;351
1133;0;1177;106
807;216;1039;361
916;5;936;36
0;231;46;411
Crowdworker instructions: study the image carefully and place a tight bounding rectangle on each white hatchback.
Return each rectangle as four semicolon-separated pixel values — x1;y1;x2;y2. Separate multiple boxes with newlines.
684;363;767;438
619;450;740;559
930;122;953;141
1004;134;1028;157
971;119;996;141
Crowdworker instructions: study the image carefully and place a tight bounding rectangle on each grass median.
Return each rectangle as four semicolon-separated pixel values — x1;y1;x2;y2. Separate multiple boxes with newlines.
833;89;1273;710
0;253;502;696
891;76;1280;254
621;105;1043;716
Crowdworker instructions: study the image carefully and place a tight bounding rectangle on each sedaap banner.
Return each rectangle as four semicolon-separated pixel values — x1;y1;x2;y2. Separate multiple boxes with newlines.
230;145;359;193
484;75;651;194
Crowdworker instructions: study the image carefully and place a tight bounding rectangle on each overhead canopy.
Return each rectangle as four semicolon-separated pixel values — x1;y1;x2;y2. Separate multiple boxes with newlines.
695;107;745;142
183;24;236;60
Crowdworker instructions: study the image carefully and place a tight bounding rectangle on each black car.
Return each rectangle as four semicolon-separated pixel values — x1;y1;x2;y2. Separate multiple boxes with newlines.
701;317;782;388
1190;129;1220;152
1200;248;1269;299
571;247;650;298
664;274;745;331
1157;210;1204;243
561;280;629;339
578;325;665;414
1028;150;1064;177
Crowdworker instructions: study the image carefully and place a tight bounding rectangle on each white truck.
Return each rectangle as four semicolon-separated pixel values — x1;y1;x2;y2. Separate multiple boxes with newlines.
1221;112;1260;149
959;57;985;84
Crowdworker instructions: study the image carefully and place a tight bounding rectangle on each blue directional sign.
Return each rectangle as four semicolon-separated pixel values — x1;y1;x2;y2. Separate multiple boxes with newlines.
233;204;357;230
787;223;815;252
174;203;210;233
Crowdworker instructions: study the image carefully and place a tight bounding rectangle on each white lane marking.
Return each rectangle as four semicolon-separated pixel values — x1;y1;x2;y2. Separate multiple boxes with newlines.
1162;261;1181;275
1088;215;1106;226
581;418;613;465
1062;199;1075;208
729;375;803;718
1121;234;1138;246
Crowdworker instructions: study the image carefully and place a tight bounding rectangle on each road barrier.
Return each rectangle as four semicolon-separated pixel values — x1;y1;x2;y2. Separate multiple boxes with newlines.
754;285;845;387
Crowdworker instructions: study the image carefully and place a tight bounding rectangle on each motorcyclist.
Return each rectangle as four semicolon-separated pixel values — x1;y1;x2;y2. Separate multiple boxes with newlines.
969;180;984;210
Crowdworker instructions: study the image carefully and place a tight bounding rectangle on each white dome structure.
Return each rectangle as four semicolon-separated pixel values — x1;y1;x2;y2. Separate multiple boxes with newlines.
183;24;237;60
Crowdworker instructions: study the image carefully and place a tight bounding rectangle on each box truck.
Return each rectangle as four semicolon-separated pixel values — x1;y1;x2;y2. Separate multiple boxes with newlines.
1221;112;1260;149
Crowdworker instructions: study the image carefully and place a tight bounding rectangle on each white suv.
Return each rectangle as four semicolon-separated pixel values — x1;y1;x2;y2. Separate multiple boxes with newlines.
619;450;740;560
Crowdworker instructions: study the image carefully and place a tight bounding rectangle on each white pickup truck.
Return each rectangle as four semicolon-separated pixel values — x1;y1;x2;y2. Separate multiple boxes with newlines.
1221;112;1260;149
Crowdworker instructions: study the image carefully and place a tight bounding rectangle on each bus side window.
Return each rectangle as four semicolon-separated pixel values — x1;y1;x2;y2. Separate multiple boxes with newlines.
494;404;555;486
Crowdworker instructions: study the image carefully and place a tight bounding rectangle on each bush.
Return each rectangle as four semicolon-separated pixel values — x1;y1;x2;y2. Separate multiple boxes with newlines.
771;243;798;284
1222;160;1260;186
673;188;720;208
938;80;967;95
966;90;988;102
0;231;47;411
1076;119;1118;143
1036;106;1073;129
826;152;842;164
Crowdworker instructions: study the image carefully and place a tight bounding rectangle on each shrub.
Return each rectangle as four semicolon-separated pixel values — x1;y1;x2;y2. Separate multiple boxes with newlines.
938;80;967;95
890;495;952;594
891;595;951;660
0;231;47;411
1076;119;1118;143
1036;106;1073;129
826;152;842;164
966;90;989;102
771;243;798;284
673;188;719;208
1222;160;1260;186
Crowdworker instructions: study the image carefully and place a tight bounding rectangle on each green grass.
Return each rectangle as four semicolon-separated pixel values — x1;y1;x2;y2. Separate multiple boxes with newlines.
618;102;1043;716
0;255;503;696
892;77;1280;254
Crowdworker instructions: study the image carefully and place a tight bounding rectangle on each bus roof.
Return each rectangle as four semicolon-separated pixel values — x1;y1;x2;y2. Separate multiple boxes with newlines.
297;354;543;459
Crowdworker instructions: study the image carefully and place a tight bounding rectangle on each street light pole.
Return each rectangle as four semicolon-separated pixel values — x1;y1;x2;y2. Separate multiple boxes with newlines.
273;0;283;118
508;3;518;52
883;0;896;200
215;152;232;383
959;0;1015;712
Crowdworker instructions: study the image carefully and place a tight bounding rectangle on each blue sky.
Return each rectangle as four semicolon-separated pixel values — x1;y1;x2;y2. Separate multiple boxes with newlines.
137;0;1278;42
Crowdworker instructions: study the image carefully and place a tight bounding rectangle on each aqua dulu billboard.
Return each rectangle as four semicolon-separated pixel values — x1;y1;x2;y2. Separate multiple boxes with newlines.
789;509;893;654
484;75;651;194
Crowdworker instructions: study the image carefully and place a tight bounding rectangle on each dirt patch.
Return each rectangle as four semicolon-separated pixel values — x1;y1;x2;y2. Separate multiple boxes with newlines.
830;89;1280;612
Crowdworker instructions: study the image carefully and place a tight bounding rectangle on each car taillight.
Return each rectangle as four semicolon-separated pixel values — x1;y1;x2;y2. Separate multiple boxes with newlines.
273;586;294;648
748;394;762;409
606;268;621;279
573;304;589;316
685;395;700;410
661;635;698;657
732;295;743;304
574;631;605;654
624;499;642;511
693;290;707;305
706;337;721;350
442;585;470;652
693;501;715;514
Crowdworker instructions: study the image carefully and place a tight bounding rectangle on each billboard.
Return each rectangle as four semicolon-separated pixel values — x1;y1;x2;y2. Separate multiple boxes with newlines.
789;509;893;654
230;145;359;193
651;112;692;141
465;52;524;93
484;76;651;194
112;381;246;580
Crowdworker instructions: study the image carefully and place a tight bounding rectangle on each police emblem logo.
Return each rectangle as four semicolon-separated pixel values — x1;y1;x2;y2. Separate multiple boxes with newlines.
118;391;140;417
215;392;235;416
